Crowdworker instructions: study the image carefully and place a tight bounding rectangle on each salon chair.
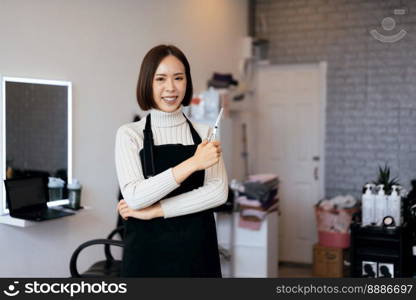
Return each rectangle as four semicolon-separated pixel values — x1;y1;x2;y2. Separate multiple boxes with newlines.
69;227;124;278
69;192;125;278
70;115;142;278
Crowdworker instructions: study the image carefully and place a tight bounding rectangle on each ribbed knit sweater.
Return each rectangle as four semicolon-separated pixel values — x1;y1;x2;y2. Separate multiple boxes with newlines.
115;106;228;218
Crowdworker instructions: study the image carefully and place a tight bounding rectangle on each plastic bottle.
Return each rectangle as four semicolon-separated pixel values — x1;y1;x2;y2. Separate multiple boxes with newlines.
362;183;375;226
48;177;65;201
67;179;82;209
387;185;401;226
375;184;387;226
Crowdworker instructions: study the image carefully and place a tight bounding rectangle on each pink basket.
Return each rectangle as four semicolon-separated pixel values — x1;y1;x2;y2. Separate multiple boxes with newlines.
315;205;358;249
318;231;350;248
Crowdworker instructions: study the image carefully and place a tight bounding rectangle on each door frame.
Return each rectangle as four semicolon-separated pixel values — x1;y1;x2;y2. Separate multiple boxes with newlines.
254;61;327;262
318;61;327;202
255;61;327;201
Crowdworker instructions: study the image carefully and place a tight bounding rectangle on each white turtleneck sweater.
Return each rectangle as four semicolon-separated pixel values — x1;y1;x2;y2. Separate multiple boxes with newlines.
115;107;228;218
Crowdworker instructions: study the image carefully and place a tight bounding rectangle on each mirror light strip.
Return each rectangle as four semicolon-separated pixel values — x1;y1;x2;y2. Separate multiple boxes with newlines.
1;76;72;215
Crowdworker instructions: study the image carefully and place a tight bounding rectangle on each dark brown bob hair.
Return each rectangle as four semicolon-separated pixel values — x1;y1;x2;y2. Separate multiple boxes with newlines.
136;44;193;111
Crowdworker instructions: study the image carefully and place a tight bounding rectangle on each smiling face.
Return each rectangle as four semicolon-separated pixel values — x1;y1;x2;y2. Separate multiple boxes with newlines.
152;55;187;113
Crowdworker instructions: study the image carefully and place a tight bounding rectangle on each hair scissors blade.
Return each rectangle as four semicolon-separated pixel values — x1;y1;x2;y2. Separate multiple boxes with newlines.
207;108;224;141
214;108;224;128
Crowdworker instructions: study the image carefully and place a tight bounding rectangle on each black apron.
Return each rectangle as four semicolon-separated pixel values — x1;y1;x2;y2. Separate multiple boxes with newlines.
121;113;222;277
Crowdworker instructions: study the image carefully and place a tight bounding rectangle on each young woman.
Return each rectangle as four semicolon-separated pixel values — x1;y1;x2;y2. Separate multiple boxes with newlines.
115;45;228;277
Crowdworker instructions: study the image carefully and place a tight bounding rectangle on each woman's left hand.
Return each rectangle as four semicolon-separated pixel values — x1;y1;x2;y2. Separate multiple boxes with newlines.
117;199;163;220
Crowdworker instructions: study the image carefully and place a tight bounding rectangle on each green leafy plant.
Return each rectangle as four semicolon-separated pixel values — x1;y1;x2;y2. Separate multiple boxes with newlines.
373;164;400;194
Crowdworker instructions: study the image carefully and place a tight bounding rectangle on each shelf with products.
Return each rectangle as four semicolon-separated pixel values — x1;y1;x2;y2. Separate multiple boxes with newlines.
350;222;414;278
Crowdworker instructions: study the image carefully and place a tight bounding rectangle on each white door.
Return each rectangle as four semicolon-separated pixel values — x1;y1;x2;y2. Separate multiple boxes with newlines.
254;63;326;263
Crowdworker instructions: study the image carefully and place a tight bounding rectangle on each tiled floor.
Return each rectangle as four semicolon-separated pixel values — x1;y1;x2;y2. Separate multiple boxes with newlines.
278;262;314;278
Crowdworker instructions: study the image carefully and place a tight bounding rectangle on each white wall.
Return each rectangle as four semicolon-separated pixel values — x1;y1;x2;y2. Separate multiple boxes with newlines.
0;0;247;277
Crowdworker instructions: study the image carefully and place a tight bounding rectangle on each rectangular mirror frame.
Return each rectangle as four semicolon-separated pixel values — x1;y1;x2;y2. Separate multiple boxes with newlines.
0;76;72;214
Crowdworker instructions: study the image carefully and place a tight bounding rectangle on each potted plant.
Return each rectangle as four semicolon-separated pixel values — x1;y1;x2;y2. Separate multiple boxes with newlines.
373;164;400;194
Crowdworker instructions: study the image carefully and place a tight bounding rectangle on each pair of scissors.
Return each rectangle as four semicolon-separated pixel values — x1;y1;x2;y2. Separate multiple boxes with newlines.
207;108;224;142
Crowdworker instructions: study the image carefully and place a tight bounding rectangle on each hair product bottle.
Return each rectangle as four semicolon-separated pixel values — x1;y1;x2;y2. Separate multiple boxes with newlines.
362;183;375;226
387;185;401;226
67;179;82;209
375;184;387;226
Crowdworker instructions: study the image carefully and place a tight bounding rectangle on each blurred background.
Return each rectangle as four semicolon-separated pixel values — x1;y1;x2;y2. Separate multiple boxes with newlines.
0;0;415;278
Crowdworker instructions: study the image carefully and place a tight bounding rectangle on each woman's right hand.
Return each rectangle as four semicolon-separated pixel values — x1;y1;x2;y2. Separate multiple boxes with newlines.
191;140;222;171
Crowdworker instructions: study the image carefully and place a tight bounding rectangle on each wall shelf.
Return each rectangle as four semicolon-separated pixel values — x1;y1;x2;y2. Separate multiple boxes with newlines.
0;205;90;228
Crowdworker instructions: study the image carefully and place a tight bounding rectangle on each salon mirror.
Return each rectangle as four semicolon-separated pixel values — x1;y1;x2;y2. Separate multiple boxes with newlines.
1;77;72;209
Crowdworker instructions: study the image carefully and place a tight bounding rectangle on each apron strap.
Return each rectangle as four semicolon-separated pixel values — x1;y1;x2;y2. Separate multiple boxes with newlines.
143;114;156;177
142;112;202;177
184;115;202;144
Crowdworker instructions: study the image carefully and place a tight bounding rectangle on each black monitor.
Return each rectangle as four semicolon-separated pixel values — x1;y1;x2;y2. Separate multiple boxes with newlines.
4;176;49;213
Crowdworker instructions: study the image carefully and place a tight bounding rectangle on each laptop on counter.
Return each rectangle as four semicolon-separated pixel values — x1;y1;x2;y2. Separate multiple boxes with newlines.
4;176;74;221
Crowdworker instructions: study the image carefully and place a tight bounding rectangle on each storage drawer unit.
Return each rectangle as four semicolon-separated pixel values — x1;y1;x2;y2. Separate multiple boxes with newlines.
216;211;278;277
350;223;413;278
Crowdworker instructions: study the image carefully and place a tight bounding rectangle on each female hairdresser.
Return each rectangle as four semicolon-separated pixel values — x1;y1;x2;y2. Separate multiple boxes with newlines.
115;45;228;277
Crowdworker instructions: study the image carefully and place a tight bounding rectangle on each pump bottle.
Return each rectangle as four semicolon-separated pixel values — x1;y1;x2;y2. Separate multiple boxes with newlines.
375;184;387;226
387;185;401;226
362;183;375;226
